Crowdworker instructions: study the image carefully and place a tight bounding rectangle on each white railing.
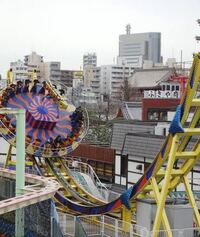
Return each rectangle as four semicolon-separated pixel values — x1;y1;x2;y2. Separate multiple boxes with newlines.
57;213;200;237
78;215;145;237
58;212;76;237
66;157;109;201
58;213;144;237
121;102;131;120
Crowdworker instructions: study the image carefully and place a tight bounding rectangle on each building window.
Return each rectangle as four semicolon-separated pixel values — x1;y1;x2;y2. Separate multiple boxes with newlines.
121;155;128;177
166;85;170;90
148;110;168;121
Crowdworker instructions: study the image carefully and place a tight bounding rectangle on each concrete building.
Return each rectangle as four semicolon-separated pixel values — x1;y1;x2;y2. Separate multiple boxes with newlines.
24;52;44;80
83;65;101;99
100;65;134;101
111;120;199;191
60;70;74;88
10;60;27;81
79;88;98;105
24;52;61;82
43;62;61;81
118;67;182;121
83;53;97;68
118;25;161;67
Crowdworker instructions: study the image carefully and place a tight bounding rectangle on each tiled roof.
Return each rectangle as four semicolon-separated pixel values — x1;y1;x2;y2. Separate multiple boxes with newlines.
122;133;198;164
122;133;165;158
111;121;156;151
129;68;175;88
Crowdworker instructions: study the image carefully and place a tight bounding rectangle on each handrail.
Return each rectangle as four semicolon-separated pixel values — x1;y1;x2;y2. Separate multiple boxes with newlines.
45;158;97;206
66;157;109;200
0;167;59;215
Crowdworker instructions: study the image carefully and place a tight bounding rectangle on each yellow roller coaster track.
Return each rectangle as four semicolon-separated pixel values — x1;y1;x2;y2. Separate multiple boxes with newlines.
130;53;200;236
33;156;107;208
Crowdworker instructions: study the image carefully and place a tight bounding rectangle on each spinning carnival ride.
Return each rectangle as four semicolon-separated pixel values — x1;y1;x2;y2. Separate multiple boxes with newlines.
0;80;86;158
0;54;200;236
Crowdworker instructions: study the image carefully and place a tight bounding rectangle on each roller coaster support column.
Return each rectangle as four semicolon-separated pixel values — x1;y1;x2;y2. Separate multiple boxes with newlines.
151;177;172;237
4;144;12;168
122;206;132;232
15;109;25;237
183;175;200;228
152;134;179;237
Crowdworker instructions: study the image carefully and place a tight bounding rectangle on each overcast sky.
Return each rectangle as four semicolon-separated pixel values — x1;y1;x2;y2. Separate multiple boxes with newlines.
0;0;200;77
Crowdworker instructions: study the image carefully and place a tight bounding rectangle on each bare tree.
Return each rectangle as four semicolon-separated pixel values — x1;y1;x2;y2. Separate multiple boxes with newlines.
121;77;132;101
102;94;109;121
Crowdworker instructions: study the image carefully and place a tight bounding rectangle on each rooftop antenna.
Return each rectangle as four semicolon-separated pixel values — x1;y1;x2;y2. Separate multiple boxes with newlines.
126;24;131;35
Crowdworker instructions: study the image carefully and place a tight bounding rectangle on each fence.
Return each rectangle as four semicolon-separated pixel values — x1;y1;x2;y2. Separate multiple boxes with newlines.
58;213;76;236
51;217;65;237
58;213;145;237
57;212;200;237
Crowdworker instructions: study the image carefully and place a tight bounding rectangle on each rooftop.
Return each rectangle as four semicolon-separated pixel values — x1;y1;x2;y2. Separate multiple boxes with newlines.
129;68;175;88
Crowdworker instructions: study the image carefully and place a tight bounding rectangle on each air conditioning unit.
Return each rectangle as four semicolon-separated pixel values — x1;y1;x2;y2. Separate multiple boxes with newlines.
136;164;144;173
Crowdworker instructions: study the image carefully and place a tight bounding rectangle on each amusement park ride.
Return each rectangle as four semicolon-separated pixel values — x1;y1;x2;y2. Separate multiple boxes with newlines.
0;53;200;237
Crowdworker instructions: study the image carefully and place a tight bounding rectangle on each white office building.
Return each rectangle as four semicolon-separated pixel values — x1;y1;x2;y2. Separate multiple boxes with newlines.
118;25;161;67
83;53;97;68
83;64;135;101
24;52;44;80
100;65;134;101
83;65;101;99
43;62;61;81
10;60;27;81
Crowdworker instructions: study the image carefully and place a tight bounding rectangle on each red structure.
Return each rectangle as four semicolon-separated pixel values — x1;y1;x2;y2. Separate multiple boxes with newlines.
170;75;188;96
69;144;115;181
142;98;180;121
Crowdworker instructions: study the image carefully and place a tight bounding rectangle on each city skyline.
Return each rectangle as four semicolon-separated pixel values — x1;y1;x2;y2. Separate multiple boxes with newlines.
0;0;200;77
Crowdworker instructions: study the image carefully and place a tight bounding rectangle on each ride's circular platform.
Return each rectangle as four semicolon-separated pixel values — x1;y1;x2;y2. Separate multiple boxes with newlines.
0;81;86;157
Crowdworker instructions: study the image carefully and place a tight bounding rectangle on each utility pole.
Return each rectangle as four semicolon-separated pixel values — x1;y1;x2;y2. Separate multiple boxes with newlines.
195;19;200;42
0;108;25;237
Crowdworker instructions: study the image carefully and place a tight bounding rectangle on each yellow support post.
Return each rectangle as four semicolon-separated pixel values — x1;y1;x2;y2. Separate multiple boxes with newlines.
152;135;179;237
151;177;172;237
7;69;13;85
31;69;37;82
122;205;132;232
183;175;200;228
4;144;12;168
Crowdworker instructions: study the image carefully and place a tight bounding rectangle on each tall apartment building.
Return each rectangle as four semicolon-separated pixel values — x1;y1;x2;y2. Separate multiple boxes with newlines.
60;70;74;88
10;60;27;81
100;65;134;101
118;25;161;67
83;65;101;99
83;53;97;68
24;52;44;80
43;62;61;81
23;52;61;81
